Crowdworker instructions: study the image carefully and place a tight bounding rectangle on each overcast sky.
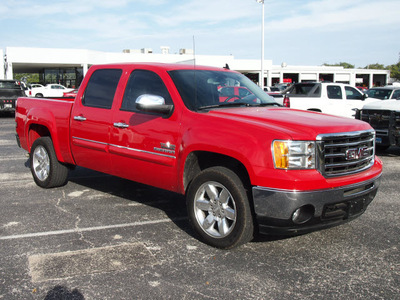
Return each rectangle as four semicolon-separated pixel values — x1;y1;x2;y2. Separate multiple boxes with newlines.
1;0;399;67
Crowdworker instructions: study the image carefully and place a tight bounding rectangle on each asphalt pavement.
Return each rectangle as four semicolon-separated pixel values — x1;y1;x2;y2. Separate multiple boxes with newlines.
0;115;399;299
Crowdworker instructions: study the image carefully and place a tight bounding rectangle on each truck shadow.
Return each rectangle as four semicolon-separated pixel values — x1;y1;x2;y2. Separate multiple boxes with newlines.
67;166;193;237
376;146;400;157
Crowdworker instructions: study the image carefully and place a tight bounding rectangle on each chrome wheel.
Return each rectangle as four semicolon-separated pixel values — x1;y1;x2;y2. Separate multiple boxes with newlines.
32;145;50;181
193;181;237;238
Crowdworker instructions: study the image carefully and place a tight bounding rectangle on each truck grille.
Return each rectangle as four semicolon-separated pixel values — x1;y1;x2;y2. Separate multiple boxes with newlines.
360;109;400;132
316;130;375;177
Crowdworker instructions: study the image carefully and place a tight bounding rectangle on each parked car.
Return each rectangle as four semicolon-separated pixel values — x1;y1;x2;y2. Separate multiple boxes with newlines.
283;82;375;118
365;86;400;100
0;80;25;113
63;89;79;98
31;84;74;98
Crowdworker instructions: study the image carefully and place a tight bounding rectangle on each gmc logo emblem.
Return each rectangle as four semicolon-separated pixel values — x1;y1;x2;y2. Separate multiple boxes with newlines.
345;146;369;160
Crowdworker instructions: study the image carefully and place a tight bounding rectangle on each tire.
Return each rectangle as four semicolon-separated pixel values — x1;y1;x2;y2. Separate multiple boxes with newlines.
186;166;254;249
30;137;69;188
35;93;43;98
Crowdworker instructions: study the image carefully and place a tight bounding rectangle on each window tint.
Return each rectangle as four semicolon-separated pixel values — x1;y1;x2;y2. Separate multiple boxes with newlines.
121;70;172;112
327;86;342;99
345;86;363;100
83;69;122;109
392;90;400;99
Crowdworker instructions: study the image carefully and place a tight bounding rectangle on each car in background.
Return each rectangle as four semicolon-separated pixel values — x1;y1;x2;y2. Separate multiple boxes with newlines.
63;89;79;98
0;80;25;113
365;86;400;100
31;84;74;98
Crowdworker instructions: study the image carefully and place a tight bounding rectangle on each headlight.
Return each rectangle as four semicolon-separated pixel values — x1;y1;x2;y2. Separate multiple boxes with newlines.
273;140;316;169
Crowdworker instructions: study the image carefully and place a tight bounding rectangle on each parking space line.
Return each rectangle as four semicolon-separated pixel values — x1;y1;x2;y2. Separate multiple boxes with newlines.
0;217;187;241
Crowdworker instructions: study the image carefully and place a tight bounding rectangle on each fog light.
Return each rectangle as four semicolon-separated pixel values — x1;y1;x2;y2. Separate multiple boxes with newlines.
292;205;314;224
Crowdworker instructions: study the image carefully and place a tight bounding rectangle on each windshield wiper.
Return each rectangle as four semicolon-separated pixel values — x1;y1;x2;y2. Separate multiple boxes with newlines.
197;102;281;110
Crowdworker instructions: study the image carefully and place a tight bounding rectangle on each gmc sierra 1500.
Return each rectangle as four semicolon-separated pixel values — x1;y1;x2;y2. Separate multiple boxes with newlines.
15;63;382;249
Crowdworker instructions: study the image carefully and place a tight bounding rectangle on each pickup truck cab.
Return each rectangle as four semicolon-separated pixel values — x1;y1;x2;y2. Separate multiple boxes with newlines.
15;63;382;249
284;82;374;118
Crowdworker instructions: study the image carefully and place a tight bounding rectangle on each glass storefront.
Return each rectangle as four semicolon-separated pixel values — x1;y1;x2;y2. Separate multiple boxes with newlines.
40;67;84;88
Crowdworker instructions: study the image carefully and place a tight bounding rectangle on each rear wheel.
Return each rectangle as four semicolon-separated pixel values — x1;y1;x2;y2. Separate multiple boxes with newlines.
186;166;254;249
30;137;69;188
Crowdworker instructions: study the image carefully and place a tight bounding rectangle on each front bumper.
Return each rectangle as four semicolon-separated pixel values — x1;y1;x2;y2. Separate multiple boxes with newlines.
252;175;381;235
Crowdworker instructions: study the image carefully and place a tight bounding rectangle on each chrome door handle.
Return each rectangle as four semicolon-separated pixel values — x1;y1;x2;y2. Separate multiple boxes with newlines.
74;116;87;121
113;122;129;128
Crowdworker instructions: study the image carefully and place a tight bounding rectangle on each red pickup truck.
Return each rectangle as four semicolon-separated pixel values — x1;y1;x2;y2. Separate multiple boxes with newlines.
15;63;382;249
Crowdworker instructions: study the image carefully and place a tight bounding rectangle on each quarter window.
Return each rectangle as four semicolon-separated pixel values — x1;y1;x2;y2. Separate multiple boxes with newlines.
82;69;122;109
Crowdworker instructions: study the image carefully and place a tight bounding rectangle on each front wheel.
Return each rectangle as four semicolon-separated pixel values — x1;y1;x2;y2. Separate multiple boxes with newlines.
186;167;254;249
30;137;69;188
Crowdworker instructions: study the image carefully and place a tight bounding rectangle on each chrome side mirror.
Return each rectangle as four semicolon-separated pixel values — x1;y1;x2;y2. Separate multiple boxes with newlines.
136;94;174;116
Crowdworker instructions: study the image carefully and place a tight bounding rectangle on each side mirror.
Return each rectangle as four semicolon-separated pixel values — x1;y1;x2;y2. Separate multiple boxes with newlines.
362;93;369;100
136;94;174;116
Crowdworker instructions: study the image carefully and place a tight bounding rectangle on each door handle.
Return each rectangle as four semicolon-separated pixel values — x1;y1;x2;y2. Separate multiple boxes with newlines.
113;122;129;128
74;116;87;121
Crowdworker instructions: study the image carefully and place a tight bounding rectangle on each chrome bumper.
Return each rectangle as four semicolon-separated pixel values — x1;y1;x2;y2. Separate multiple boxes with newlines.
252;175;381;235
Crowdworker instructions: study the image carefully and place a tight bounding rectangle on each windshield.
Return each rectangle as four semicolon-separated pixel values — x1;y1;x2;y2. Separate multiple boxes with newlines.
168;70;277;111
365;88;392;100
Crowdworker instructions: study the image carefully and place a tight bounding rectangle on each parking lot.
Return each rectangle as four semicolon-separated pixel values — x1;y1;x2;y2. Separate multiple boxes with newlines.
0;115;399;299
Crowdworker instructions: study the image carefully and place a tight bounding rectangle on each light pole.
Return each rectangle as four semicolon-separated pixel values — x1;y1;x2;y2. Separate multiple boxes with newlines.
256;0;265;90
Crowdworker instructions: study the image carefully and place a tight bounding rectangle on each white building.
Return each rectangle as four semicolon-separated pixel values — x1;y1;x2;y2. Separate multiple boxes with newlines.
2;46;390;88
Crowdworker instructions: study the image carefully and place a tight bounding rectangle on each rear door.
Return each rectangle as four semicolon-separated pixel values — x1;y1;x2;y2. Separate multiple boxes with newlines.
70;68;123;174
109;68;181;191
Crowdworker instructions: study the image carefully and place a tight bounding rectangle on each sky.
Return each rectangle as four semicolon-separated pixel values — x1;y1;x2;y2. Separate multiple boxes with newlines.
1;0;399;68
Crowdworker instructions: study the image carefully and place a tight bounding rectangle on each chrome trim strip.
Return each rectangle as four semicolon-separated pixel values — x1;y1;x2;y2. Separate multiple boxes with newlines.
254;174;381;194
72;136;108;145
109;144;176;159
72;136;177;159
316;129;375;141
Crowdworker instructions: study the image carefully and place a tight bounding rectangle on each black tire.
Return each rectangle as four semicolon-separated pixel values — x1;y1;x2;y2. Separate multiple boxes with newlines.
30;136;69;188
186;166;254;249
35;93;43;98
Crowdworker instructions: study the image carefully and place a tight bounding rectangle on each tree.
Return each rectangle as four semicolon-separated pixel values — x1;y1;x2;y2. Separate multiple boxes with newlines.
388;62;400;81
322;62;355;69
364;63;386;70
14;73;40;84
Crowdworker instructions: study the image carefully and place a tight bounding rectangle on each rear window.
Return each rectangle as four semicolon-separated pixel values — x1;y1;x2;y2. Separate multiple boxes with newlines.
0;81;21;89
82;69;122;109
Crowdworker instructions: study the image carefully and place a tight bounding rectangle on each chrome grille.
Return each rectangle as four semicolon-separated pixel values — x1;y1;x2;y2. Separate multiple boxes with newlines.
317;130;375;177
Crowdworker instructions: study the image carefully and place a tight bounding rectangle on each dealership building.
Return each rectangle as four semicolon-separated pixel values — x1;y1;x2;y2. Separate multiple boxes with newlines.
1;46;390;88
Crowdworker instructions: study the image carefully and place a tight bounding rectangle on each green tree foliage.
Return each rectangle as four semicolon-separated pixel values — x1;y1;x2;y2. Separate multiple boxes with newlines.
364;63;386;70
323;62;355;69
387;62;400;81
14;73;40;84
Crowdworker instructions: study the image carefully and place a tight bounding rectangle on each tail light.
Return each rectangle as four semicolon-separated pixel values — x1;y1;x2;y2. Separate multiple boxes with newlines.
283;95;290;107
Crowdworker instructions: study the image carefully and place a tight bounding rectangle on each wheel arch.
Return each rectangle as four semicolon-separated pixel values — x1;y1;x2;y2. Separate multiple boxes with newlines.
183;151;251;195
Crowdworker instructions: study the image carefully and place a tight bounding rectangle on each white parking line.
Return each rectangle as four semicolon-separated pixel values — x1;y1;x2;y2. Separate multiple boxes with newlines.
0;217;187;241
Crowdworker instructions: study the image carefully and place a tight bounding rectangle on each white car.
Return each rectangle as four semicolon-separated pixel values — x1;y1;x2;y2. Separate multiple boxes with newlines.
284;82;377;118
365;86;400;100
31;84;73;98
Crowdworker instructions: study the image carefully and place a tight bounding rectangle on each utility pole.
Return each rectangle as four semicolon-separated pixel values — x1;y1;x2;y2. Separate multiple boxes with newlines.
256;0;265;90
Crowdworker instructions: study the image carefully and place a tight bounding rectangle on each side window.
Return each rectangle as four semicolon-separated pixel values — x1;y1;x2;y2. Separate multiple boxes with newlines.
327;86;342;99
82;69;122;109
392;90;400;99
121;70;172;112
345;86;363;100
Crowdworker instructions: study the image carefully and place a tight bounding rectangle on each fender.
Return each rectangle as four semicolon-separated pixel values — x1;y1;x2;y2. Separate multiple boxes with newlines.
25;105;75;165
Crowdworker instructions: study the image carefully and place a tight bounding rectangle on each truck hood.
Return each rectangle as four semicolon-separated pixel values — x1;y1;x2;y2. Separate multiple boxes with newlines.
207;107;371;140
362;100;400;111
